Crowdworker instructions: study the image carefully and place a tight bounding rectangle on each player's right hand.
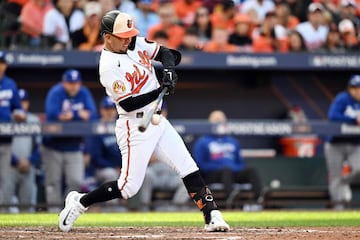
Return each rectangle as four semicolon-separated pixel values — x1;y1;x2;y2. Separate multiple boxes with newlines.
162;68;177;95
58;111;74;121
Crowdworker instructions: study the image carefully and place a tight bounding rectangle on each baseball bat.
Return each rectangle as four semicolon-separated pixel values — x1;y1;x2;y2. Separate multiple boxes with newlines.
138;87;168;132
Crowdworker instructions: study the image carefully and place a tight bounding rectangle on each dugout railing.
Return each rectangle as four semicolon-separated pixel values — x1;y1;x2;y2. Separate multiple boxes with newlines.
1;120;360;211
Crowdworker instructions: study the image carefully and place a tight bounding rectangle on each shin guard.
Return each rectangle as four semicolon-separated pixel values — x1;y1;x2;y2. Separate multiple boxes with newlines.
183;171;218;224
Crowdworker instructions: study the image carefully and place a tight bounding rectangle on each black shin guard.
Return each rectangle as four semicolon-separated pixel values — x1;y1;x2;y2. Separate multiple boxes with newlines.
183;171;218;224
80;181;122;208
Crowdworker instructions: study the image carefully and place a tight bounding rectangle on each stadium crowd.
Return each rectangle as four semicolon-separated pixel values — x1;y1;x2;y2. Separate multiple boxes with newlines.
1;0;360;53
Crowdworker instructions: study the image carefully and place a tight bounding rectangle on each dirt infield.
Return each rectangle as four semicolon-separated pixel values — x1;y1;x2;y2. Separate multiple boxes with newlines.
1;226;360;240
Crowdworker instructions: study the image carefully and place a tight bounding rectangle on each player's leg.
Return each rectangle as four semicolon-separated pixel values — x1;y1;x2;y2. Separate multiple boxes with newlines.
234;167;263;201
138;165;157;211
345;145;360;183
0;144;12;206
59;118;158;232
18;166;37;212
64;151;84;197
339;144;360;205
153;118;230;231
4;167;18;212
324;142;348;208
41;146;63;212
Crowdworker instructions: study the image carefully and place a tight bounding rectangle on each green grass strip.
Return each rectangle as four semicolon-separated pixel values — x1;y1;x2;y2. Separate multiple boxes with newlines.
0;211;359;228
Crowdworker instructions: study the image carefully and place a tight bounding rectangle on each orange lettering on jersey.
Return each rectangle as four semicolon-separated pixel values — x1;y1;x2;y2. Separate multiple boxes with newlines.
125;64;149;94
138;50;152;71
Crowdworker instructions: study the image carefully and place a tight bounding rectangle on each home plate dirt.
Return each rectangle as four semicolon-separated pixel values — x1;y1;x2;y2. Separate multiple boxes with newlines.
1;226;360;239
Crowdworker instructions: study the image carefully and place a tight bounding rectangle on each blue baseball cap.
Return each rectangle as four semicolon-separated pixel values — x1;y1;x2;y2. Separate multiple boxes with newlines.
348;75;360;87
100;96;116;108
62;69;82;83
0;51;7;63
18;89;29;101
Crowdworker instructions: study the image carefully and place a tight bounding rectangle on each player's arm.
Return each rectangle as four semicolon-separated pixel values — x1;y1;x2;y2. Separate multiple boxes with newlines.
153;46;181;95
154;46;181;69
119;88;162;112
45;88;66;121
120;46;181;111
328;93;357;124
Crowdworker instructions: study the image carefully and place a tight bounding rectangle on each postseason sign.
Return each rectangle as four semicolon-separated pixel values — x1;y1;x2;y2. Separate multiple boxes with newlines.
0;121;358;136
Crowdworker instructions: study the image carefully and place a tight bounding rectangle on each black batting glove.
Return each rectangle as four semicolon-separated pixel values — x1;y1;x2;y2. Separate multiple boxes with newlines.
161;68;178;95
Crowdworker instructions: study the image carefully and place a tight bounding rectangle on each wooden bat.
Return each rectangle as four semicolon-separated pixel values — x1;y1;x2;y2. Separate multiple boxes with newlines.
138;87;168;132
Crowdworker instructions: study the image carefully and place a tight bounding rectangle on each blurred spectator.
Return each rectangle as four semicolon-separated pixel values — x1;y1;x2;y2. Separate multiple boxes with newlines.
5;89;41;213
338;0;360;31
287;30;307;52
193;110;263;208
240;0;276;23
19;0;53;47
295;2;329;51
152;30;169;46
252;11;288;52
202;0;223;14
72;1;103;51
42;0;85;50
274;1;299;30
325;75;360;209
210;0;237;33
203;27;239;52
338;18;360;50
173;0;203;27
245;7;261;26
0;0;28;47
283;0;311;22
116;0;136;13
317;23;346;53
85;96;121;185
178;27;202;51
191;6;213;45
147;3;185;49
41;69;97;212
132;0;160;37
0;51;26;208
319;0;341;23
228;14;253;52
75;0;87;11
99;0;116;15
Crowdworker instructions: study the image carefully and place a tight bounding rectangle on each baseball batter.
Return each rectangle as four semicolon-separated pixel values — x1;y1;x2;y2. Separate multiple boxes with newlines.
59;10;229;232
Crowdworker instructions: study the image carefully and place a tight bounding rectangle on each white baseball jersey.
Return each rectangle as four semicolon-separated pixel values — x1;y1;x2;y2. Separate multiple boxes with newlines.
99;37;162;116
98;37;198;200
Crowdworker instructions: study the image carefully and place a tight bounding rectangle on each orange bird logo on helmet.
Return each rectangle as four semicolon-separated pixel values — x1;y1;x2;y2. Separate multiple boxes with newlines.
127;19;133;29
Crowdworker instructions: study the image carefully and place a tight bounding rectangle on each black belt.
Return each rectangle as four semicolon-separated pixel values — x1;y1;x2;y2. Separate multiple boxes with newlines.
136;110;161;118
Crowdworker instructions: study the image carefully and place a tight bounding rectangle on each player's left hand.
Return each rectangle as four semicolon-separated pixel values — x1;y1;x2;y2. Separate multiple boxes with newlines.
162;68;178;95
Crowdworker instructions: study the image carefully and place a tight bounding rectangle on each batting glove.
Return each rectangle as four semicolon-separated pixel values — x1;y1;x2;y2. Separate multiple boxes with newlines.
162;68;178;95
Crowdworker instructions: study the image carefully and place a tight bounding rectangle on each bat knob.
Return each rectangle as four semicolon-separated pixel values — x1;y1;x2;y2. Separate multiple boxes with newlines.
138;126;146;132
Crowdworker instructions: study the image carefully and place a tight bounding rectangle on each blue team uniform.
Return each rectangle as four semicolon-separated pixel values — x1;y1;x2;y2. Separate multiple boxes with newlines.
193;134;245;173
0;75;23;143
327;91;360;143
42;83;98;151
85;135;122;170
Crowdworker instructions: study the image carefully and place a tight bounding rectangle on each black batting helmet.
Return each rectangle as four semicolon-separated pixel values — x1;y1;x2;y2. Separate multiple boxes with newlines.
100;10;139;38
